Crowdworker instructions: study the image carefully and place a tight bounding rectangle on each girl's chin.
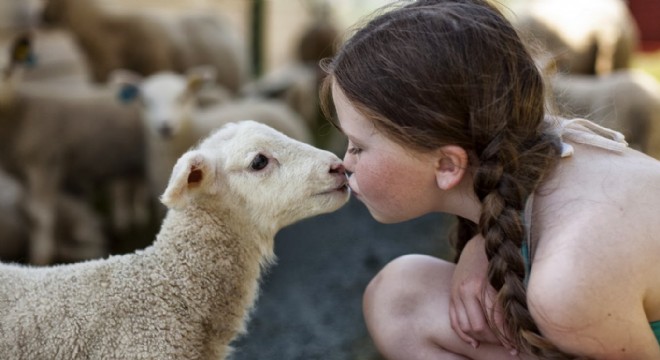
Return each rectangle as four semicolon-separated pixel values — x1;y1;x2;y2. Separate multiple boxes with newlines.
364;206;403;224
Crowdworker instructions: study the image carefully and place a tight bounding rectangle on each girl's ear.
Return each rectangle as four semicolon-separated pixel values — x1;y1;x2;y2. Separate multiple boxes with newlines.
161;151;215;209
434;145;468;190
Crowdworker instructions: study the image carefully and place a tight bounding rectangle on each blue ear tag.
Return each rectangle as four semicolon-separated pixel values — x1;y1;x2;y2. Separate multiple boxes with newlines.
26;53;37;68
118;83;140;103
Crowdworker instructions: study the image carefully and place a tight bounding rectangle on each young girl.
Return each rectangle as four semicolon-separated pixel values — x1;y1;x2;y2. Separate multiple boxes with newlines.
320;0;660;358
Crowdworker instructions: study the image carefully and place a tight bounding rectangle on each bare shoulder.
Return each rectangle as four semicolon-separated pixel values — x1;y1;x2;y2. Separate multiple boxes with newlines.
524;144;660;358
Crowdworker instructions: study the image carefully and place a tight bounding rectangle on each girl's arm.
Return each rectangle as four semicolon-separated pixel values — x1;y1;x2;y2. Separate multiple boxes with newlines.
450;234;512;350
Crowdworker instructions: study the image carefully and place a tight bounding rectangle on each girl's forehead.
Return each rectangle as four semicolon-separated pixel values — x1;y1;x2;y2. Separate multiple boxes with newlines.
331;83;376;139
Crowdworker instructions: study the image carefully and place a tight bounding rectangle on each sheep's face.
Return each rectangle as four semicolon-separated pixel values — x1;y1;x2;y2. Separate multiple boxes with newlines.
138;73;198;139
162;120;350;233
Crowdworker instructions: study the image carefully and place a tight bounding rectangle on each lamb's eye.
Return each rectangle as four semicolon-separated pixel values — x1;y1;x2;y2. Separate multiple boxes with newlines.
250;154;269;170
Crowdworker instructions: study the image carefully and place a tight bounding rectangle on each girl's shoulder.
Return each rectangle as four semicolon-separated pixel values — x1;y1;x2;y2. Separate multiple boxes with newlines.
525;144;660;356
529;141;660;298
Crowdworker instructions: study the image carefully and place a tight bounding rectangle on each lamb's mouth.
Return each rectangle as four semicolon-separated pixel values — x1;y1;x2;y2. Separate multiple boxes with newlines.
316;183;350;196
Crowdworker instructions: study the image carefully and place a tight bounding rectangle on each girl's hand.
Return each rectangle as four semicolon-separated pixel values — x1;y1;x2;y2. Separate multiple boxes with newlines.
449;234;514;352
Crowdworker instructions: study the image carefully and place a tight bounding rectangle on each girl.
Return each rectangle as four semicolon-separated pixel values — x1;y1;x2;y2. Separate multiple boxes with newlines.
321;0;660;358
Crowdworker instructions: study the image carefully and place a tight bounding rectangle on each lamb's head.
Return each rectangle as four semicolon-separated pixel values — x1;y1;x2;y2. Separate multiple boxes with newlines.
161;120;350;234
114;67;225;139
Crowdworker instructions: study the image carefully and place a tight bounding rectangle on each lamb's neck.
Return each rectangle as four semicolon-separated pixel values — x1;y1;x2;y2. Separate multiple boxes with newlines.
150;205;276;337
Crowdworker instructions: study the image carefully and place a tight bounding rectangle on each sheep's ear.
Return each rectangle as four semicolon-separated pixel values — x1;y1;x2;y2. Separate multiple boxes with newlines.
109;69;142;104
10;32;36;67
186;65;217;93
161;151;215;209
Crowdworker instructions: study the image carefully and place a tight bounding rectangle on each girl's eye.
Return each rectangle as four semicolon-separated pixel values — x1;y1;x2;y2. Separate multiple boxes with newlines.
250;154;269;170
348;147;362;155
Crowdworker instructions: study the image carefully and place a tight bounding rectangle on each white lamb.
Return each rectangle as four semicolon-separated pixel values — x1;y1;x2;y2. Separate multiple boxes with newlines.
0;120;350;359
115;69;314;210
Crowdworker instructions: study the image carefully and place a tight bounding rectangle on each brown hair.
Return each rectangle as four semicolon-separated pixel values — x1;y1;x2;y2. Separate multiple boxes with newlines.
321;0;579;358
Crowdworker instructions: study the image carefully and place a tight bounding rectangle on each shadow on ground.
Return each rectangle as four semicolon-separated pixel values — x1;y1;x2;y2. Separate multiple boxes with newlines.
231;197;455;360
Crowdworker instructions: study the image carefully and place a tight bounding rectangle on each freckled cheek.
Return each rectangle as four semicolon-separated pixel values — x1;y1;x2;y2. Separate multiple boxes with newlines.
350;163;391;198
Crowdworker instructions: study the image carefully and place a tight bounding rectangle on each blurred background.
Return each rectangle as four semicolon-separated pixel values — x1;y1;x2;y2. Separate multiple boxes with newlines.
0;0;659;359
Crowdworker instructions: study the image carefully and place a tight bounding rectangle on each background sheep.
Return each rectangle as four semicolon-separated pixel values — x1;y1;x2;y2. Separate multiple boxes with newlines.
40;0;249;93
548;69;660;156
240;13;346;155
241;63;319;132
0;48;148;265
0;166;28;262
0;120;350;359
509;0;640;75
116;69;313;214
12;29;92;85
0;165;108;264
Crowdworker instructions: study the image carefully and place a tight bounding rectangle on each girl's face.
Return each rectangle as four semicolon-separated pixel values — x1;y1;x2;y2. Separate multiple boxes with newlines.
332;83;445;223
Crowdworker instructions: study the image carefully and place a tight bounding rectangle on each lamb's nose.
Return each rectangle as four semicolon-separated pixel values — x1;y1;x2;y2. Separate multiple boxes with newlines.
330;163;345;175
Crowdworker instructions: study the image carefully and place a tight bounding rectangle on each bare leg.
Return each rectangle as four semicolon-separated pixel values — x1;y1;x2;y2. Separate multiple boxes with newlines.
363;254;526;360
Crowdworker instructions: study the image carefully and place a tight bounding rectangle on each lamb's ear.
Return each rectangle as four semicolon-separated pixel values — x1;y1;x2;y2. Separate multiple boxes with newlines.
161;151;215;209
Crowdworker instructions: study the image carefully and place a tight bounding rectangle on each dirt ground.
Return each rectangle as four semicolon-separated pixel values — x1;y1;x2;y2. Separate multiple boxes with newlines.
229;197;453;360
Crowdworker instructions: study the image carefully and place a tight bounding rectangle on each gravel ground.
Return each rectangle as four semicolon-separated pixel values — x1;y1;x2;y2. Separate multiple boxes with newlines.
230;197;455;360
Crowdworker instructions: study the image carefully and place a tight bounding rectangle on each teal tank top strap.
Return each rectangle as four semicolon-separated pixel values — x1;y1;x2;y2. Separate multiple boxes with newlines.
651;321;660;345
521;194;534;287
521;239;531;286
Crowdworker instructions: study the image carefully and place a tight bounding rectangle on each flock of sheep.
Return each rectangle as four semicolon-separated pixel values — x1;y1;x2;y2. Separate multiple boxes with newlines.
508;0;660;156
0;0;338;267
0;0;658;358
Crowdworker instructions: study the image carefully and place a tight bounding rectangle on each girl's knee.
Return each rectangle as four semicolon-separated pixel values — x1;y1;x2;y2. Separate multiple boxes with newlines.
363;254;454;332
365;254;452;305
364;255;433;313
363;255;463;359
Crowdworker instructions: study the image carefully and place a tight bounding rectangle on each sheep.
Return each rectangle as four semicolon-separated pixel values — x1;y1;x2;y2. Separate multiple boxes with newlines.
115;68;313;213
241;63;320;131
40;0;249;93
0;44;148;265
0;120;350;359
14;29;92;85
548;69;660;157
166;11;249;94
509;0;639;75
0;0;41;34
0;166;28;262
0;165;108;264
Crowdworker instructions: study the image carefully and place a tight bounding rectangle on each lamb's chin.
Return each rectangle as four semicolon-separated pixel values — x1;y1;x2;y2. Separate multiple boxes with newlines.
313;187;351;214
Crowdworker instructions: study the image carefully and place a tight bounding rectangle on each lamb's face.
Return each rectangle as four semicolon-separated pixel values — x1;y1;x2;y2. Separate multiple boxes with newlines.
162;120;350;232
139;73;197;139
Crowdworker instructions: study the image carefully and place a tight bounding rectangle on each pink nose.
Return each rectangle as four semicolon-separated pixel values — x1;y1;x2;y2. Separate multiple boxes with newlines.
330;163;345;175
